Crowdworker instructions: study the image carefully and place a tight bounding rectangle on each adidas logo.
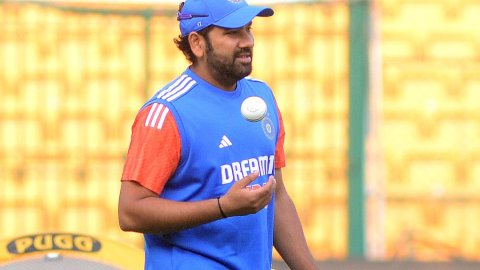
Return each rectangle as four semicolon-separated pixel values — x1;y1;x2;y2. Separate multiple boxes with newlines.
219;135;232;148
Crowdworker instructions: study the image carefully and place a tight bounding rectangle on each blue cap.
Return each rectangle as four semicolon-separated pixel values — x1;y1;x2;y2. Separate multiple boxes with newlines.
177;0;274;37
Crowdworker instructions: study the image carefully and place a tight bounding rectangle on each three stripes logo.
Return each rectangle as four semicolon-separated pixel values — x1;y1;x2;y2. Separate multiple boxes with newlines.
143;74;197;130
156;74;197;102
219;135;232;148
145;103;169;130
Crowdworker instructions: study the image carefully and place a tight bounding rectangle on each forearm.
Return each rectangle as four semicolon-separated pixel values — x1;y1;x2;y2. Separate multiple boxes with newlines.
119;173;276;234
120;196;224;234
118;180;225;234
120;197;224;234
274;189;318;270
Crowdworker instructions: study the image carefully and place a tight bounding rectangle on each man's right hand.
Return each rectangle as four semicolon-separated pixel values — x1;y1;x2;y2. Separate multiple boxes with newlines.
219;171;277;217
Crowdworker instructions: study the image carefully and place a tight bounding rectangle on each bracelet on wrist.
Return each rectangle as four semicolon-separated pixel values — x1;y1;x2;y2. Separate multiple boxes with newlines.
216;196;228;218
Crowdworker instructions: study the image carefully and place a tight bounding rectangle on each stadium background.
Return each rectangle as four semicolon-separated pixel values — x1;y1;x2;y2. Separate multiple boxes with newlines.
1;0;480;268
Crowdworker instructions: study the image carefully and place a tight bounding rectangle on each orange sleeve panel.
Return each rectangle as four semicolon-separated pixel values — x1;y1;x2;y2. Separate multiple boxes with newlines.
275;107;286;169
121;103;181;195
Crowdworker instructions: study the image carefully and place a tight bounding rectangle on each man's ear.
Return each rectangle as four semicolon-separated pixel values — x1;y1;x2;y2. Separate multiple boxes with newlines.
188;32;205;59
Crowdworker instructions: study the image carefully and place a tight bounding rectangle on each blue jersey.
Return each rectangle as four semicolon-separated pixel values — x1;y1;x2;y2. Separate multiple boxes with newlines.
141;68;281;270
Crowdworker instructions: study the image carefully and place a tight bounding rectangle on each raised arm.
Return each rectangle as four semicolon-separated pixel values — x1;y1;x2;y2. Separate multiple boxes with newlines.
118;171;276;234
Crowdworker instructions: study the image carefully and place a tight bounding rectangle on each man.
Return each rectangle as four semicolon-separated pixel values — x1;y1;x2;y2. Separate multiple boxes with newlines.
118;0;318;269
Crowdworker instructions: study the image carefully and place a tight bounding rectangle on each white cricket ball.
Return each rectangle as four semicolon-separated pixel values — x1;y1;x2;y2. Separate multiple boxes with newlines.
241;96;267;122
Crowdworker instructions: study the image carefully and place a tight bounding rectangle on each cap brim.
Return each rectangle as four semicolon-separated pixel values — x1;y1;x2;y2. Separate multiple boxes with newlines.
213;6;274;29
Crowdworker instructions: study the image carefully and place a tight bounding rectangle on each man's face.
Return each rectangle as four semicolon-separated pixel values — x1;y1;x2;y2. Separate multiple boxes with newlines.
203;23;254;86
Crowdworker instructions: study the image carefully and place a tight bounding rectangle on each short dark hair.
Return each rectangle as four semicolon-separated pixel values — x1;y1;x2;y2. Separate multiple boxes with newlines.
173;26;214;65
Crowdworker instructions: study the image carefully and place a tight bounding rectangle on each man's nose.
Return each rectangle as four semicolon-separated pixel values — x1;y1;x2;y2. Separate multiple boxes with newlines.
238;30;254;48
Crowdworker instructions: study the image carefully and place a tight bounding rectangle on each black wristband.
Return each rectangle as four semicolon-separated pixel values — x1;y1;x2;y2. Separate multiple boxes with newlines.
216;196;227;218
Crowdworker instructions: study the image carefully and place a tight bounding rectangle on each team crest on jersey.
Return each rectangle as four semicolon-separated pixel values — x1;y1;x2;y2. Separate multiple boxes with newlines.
262;116;275;140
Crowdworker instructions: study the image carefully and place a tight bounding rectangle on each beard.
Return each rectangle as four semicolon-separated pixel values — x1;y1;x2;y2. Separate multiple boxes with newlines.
204;38;253;87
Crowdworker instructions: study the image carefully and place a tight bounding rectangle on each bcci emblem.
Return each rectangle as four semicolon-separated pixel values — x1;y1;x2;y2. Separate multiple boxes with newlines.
261;116;275;140
228;0;244;3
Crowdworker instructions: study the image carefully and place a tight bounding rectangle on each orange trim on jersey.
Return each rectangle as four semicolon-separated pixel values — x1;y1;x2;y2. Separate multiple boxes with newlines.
275;106;286;169
121;104;181;195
